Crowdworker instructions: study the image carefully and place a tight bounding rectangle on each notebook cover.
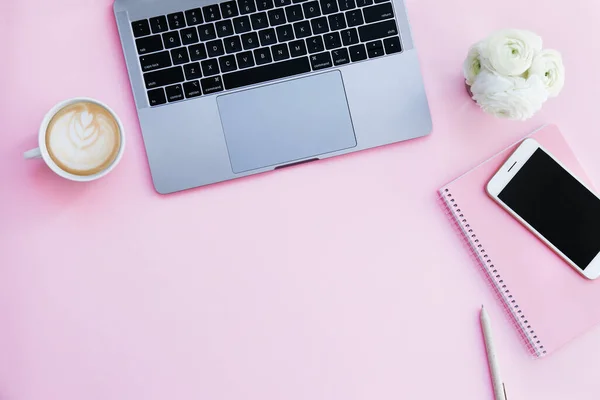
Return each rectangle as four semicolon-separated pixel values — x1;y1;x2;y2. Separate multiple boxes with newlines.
439;124;600;358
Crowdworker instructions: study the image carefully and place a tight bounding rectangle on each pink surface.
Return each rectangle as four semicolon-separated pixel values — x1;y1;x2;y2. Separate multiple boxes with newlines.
441;125;600;359
3;0;600;399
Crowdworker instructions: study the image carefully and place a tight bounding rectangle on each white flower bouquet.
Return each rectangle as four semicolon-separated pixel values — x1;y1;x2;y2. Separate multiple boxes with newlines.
464;29;565;120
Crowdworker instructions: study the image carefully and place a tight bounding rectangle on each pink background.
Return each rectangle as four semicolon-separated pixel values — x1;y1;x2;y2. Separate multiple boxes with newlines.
2;0;600;399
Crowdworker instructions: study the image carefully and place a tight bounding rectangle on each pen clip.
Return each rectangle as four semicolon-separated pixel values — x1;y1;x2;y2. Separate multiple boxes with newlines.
503;382;508;399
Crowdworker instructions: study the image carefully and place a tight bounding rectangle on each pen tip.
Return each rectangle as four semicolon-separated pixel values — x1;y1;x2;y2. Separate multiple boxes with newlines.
481;305;485;309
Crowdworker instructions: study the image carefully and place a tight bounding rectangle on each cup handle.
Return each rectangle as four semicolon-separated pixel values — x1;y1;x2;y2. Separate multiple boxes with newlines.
24;148;42;159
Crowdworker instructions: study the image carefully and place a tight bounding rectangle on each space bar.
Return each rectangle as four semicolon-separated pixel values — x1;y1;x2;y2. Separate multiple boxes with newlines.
223;57;311;90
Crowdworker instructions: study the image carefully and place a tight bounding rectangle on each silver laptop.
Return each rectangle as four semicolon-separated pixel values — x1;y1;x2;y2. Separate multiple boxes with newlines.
114;0;431;194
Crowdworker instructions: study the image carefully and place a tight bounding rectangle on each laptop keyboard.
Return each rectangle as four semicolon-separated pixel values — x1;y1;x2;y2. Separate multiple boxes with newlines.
131;0;402;107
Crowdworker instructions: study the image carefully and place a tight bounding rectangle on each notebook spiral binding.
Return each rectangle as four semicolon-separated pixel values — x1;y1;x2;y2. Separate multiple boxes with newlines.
439;188;546;358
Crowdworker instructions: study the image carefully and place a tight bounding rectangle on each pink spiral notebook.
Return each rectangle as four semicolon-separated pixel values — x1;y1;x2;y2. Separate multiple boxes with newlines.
440;124;600;358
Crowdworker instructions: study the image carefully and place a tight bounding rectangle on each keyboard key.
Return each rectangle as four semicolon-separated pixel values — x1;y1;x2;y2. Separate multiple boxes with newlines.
236;51;256;68
224;36;243;53
310;51;332;70
171;47;190;65
310;17;329;34
198;24;217;41
323;32;341;49
238;0;257;14
362;2;393;23
219;55;238;72
251;12;270;30
276;24;295;42
348;43;367;61
374;0;388;3
184;62;203;79
345;9;364;27
140;51;172;72
272;43;290;61
148;88;167;106
254;48;273;65
366;39;384;57
306;36;324;53
383;36;402;54
293;0;310;3
201;76;224;94
189;43;208;60
289;39;308;56
328;13;346;30
183;80;202;98
303;1;321;17
206;39;225;57
233;16;252;33
257;0;275;10
293;21;312;38
181;28;200;45
201;59;220;76
168;12;186;30
216;20;235;37
132;19;151;37
320;0;338;14
331;47;350;65
356;0;373;6
150;16;169;33
162;31;182;49
136;35;164;54
185;9;204;25
144;66;185;89
258;28;277;45
268;9;287;26
341;28;359;45
220;1;240;18
203;5;222;22
223;57;311;90
358;19;397;42
166;84;185;102
285;5;304;22
241;32;260;49
274;0;292;6
338;0;356;10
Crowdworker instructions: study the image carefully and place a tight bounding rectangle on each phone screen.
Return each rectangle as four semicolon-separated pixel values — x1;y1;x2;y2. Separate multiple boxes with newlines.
498;148;600;270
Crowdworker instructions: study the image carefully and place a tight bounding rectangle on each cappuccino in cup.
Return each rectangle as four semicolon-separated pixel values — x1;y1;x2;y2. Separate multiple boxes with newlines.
46;102;121;176
25;98;125;182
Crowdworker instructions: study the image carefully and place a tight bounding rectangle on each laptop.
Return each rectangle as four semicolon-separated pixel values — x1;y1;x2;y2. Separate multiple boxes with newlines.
114;0;432;194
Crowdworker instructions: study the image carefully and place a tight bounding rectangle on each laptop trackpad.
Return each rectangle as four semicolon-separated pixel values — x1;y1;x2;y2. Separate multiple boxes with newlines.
217;71;357;173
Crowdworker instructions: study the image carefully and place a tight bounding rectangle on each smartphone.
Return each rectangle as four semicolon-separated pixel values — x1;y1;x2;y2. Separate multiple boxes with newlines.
486;138;600;279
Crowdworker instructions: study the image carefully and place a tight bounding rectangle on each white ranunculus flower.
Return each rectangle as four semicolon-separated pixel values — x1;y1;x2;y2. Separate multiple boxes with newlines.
470;70;548;120
528;49;565;97
463;41;485;86
481;29;543;76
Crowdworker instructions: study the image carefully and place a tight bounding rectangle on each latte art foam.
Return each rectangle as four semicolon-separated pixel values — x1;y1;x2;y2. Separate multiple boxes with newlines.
46;102;121;176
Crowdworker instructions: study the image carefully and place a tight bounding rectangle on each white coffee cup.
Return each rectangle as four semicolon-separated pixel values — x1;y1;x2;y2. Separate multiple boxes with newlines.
24;97;125;182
